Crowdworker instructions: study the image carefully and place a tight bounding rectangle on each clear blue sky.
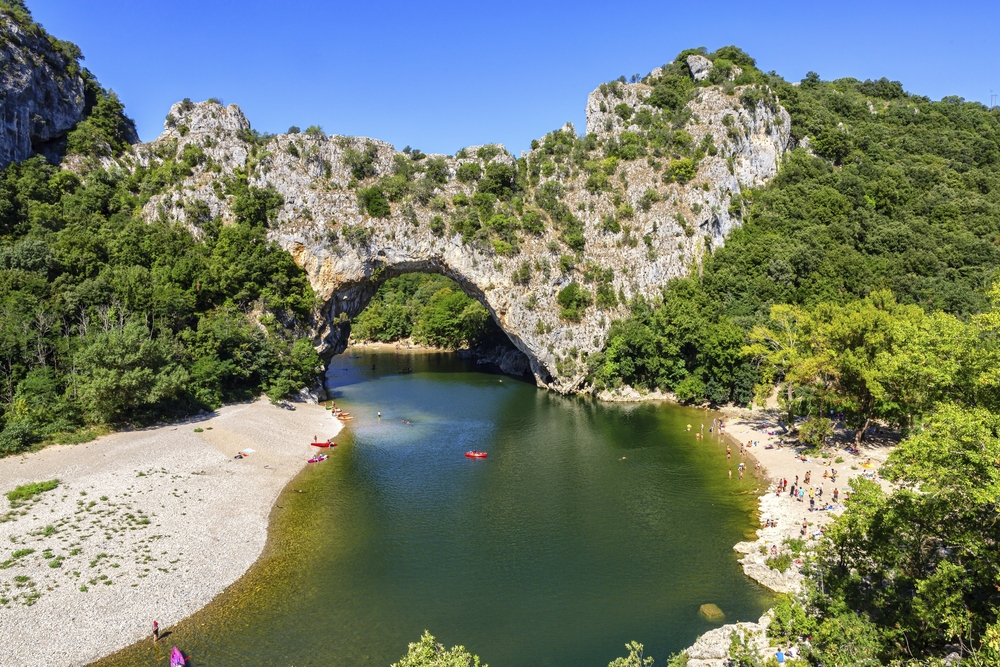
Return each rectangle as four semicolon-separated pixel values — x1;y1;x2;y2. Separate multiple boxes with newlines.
27;0;1000;155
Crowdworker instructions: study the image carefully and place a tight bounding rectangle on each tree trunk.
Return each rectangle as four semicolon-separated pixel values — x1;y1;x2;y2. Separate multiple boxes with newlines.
855;415;871;445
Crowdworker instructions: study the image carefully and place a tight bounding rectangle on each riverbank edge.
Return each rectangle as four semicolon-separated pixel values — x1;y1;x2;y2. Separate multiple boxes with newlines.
677;405;895;666
0;398;342;667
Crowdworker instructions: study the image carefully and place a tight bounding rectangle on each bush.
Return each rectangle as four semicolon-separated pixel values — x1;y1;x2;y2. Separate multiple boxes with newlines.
521;209;545;235
512;261;531;284
456;162;482;183
664;158;697;184
357;186;390;218
765;552;792;573
674;376;705;403
557;282;592;322
429;215;446;237
423;157;449;184
6;479;59;504
343;224;374;247
343;143;379;180
0;422;38;455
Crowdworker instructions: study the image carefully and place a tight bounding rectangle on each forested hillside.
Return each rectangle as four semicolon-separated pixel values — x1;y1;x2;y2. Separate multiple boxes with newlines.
590;63;1000;406
0;2;320;454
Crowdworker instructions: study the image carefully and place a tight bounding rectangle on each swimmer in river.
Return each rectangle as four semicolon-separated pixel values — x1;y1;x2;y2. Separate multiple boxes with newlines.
377;411;381;419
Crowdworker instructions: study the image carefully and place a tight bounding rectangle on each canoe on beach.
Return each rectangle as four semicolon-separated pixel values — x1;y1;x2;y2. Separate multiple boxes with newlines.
170;647;185;667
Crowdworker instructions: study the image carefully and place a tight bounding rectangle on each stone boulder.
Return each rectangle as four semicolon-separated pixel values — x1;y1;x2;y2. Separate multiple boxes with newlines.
687;54;713;81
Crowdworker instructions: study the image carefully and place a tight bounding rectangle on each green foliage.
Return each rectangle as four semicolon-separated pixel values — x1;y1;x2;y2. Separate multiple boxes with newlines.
66;81;135;159
556;282;592;322
351;274;500;350
663;157;697;184
342;224;375;247
512;261;531;285
764;552;792;573
607;641;654;667
599;56;1000;407
0;155;320;448
456;162;482;183
357;185;391;218
6;479;58;504
392;631;485;667
343;143;379;180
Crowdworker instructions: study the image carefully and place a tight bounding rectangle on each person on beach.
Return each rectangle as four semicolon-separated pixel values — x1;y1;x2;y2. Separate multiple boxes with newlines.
799;487;805;502
775;647;786;664
152;620;159;643
833;488;839;501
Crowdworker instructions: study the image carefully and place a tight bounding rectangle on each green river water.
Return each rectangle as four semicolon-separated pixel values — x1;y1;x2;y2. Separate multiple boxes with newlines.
96;350;771;667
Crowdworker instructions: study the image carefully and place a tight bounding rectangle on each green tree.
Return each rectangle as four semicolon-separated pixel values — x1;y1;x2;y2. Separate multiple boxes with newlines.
392;631;485;667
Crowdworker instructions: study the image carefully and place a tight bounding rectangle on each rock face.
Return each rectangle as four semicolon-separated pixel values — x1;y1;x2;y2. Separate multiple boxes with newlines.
0;12;86;166
687;54;714;82
111;68;790;391
685;613;771;667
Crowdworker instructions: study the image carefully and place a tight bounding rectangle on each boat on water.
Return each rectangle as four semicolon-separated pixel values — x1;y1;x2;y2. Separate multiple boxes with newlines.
308;454;329;463
465;450;488;458
170;647;185;667
337;416;353;421
311;441;337;448
398;368;413;374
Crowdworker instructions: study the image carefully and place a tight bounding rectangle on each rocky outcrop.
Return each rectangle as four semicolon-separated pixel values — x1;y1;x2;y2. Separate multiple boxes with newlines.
107;65;790;392
685;613;770;667
687;55;714;82
0;11;86;166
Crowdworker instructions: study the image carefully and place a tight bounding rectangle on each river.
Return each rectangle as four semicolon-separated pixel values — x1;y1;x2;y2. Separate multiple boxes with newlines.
95;350;771;666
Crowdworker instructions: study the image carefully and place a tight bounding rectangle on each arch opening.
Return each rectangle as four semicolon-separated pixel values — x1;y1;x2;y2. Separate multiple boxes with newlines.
316;261;542;384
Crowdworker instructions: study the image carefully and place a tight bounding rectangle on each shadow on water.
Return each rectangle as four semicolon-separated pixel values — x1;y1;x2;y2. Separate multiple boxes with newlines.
93;351;772;667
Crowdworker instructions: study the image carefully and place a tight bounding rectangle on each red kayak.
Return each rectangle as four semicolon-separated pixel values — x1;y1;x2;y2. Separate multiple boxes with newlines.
465;451;488;458
311;442;337;447
170;647;185;667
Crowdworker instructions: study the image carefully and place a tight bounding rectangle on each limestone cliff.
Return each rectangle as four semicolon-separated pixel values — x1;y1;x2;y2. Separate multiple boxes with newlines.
110;58;790;392
0;10;85;166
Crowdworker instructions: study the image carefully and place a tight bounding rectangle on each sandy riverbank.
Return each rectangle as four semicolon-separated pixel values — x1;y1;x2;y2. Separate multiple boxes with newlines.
0;398;342;667
718;407;895;588
681;408;896;666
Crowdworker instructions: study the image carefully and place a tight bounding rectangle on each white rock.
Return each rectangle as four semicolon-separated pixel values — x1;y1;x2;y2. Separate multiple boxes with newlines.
687;54;714;81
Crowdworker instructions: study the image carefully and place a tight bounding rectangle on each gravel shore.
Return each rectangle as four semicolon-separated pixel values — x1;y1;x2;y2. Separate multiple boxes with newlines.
0;399;342;667
680;408;896;666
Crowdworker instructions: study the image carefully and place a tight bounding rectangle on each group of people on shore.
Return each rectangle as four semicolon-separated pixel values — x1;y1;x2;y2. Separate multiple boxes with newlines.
775;475;843;512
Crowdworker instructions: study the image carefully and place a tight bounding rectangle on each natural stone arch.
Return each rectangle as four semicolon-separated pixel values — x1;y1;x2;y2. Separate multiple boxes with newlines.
310;257;546;382
120;64;792;393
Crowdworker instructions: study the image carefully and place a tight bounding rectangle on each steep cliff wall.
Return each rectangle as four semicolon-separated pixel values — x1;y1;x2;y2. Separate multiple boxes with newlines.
112;58;790;392
0;10;86;166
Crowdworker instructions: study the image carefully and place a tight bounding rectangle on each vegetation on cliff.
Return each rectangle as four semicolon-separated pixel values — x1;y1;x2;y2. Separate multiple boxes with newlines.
590;50;1000;406
0;153;320;454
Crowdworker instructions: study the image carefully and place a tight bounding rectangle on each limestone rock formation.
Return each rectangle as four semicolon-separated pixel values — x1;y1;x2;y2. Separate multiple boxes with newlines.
0;12;86;166
684;612;771;667
686;54;714;82
108;66;791;392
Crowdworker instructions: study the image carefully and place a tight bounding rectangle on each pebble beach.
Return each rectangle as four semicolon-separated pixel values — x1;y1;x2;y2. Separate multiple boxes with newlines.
0;399;342;667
